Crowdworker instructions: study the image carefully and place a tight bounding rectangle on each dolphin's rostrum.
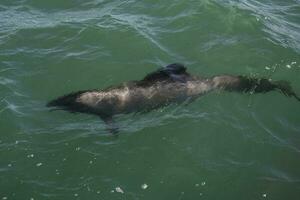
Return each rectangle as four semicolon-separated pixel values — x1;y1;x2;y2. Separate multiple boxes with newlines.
47;63;300;133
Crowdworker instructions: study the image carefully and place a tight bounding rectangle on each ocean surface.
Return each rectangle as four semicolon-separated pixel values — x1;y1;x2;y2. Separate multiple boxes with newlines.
1;0;300;199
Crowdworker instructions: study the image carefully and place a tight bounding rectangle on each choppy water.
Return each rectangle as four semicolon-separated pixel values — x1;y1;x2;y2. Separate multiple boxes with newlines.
1;0;300;199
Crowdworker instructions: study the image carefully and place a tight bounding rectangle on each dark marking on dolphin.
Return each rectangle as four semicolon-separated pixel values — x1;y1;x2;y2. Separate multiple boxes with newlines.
47;63;300;133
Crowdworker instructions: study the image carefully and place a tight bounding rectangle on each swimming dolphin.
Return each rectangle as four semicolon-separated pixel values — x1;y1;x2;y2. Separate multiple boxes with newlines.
47;63;300;133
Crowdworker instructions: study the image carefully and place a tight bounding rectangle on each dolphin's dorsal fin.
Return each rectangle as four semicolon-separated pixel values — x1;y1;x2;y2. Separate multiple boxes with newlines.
141;63;188;83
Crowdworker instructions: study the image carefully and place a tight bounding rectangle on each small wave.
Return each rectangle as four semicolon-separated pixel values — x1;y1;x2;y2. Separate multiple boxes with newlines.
0;67;16;73
0;7;111;34
218;0;300;53
0;1;200;62
0;77;16;85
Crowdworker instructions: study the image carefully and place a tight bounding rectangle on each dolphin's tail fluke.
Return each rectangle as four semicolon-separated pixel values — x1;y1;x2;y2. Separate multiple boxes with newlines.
213;75;300;101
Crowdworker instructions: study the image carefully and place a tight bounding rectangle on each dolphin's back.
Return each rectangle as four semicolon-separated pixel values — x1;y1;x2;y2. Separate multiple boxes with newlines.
47;63;299;133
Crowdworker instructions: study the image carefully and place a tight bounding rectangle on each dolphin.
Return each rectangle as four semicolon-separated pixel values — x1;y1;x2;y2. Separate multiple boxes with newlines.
47;63;300;133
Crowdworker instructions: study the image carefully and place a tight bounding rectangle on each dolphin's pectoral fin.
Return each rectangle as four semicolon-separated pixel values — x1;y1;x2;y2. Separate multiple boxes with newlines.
140;63;190;84
183;96;198;106
99;115;119;135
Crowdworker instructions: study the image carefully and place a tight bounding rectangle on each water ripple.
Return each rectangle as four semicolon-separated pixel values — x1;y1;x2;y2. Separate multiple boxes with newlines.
260;167;300;183
251;111;300;154
0;4;117;33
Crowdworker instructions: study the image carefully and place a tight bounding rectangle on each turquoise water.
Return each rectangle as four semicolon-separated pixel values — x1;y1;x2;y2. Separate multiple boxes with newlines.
1;0;300;199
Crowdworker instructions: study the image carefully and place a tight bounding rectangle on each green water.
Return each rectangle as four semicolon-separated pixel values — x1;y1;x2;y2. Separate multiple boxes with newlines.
1;0;300;199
